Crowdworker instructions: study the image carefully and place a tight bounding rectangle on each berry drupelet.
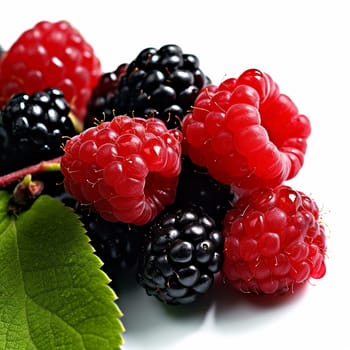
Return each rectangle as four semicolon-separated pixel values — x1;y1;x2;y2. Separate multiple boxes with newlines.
137;204;224;305
84;44;211;129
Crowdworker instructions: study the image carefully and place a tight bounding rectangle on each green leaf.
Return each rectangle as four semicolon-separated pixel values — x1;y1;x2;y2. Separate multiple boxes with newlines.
0;191;124;350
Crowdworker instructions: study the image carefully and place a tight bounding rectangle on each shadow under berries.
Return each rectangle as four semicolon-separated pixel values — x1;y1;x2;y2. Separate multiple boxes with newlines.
212;274;309;312
206;275;311;337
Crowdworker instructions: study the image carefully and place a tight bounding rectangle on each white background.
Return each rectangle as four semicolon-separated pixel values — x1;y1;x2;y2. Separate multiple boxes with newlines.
1;1;348;349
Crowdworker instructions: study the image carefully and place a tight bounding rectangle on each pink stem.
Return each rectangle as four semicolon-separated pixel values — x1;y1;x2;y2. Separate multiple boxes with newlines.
0;156;62;188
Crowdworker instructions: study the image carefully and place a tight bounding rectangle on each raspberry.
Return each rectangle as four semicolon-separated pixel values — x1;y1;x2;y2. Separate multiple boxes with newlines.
174;156;234;227
0;20;102;122
0;88;78;175
221;185;327;295
182;69;311;192
84;44;210;129
60;115;183;225
137;204;224;305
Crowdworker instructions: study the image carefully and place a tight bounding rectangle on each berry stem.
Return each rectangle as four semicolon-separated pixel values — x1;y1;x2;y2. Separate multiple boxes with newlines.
0;156;62;188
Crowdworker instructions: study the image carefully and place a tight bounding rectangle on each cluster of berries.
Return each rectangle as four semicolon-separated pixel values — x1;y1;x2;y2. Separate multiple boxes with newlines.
0;20;327;305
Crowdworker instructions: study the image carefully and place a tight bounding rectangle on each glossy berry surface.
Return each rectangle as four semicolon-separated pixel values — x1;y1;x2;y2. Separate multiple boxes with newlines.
0;88;77;175
61;115;183;225
0;20;102;122
84;44;210;129
57;191;141;286
81;209;141;273
85;63;128;125
137;205;224;304
222;185;327;295
182;69;311;192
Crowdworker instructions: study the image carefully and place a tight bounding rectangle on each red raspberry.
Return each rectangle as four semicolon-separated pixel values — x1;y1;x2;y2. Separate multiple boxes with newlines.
182;69;311;192
221;185;327;295
0;20;102;123
60;115;183;225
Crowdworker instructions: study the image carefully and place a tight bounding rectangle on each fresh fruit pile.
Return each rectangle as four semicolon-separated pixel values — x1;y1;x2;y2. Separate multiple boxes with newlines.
0;19;328;348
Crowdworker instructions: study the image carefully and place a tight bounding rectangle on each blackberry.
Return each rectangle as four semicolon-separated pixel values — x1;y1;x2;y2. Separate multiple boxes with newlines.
82;211;142;277
174;156;234;227
85;63;128;125
0;88;78;175
58;192;142;277
84;44;210;129
137;205;224;305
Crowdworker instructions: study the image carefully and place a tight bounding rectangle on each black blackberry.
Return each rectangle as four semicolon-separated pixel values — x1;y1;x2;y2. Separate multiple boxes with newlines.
84;63;128;125
58;192;142;277
174;156;234;227
137;205;224;305
81;211;142;276
84;44;211;129
0;88;78;175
